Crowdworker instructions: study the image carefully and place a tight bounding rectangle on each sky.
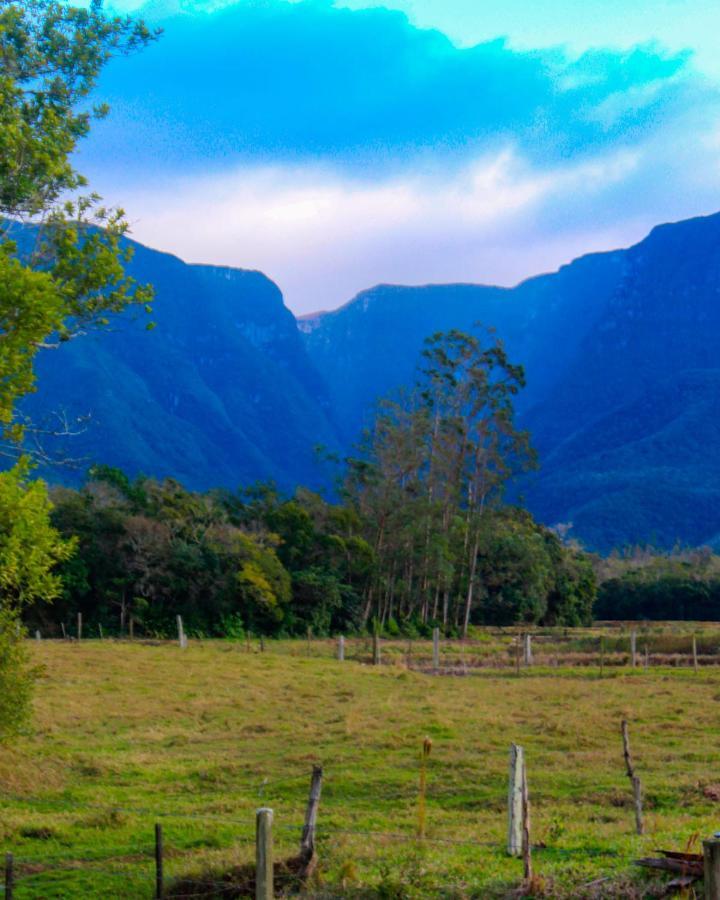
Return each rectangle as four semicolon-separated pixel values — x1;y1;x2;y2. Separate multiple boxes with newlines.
79;0;720;313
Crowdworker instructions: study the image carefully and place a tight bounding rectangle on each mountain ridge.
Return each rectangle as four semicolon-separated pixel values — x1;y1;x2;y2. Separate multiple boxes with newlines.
17;210;720;550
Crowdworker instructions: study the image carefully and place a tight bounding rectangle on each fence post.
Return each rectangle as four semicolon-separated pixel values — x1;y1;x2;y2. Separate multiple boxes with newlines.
507;743;524;856
129;616;135;640
155;823;164;899
177;615;187;649
521;755;532;881
35;630;41;642
515;635;521;675
599;636;604;678
630;629;637;667
704;838;720;899
77;612;82;641
4;852;13;900
432;627;440;670
693;634;699;672
256;807;274;900
300;766;323;866
621;720;644;835
99;624;104;640
337;635;345;662
373;630;381;666
523;633;533;666
61;622;67;640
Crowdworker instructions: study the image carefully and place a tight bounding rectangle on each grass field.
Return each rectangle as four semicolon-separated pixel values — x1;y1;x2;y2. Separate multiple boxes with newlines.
2;637;720;897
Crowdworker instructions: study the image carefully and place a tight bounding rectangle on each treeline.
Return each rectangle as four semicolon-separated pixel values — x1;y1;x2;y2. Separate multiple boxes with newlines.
25;467;595;638
596;547;720;620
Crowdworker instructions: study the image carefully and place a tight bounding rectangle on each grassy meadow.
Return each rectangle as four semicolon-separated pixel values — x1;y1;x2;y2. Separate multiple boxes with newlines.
2;634;720;897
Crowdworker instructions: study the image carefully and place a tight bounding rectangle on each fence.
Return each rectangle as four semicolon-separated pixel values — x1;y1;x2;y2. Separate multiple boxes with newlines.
29;620;720;673
2;736;717;898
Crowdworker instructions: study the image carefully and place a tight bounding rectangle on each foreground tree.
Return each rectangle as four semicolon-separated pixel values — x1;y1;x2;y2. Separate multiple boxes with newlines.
0;0;156;736
0;462;73;737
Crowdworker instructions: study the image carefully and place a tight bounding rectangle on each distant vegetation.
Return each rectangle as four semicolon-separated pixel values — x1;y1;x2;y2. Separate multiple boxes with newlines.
23;329;596;639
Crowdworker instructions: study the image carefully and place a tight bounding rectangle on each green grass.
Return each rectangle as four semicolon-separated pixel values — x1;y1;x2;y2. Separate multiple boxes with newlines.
1;638;719;897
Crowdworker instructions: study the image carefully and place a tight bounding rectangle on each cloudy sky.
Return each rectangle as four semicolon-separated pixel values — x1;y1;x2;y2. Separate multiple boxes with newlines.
81;0;720;313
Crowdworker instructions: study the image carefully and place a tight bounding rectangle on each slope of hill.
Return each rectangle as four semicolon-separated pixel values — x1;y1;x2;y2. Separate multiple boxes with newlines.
24;237;341;490
303;213;720;550
17;211;720;550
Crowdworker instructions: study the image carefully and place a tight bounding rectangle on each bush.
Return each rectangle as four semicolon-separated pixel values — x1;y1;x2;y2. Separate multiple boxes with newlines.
0;610;36;740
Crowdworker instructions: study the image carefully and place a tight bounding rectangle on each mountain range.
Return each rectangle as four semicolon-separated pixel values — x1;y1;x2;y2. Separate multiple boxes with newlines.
21;211;720;551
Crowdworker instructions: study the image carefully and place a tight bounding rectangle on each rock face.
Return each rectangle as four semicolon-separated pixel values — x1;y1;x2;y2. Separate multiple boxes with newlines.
20;211;720;549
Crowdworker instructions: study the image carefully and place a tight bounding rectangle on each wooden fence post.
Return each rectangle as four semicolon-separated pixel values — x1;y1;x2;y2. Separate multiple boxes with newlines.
507;743;524;856
432;627;440;670
77;612;82;641
306;627;312;656
599;636;604;678
515;636;521;676
35;630;41;642
256;807;274;900
703;838;720;899
299;766;323;875
693;634;699;672
155;823;164;899
61;622;67;640
98;624;104;640
523;633;533;666
4;852;13;900
522;755;532;881
621;719;644;835
418;737;432;839
372;631;381;666
630;629;637;668
177;615;187;649
337;635;344;662
129;616;135;640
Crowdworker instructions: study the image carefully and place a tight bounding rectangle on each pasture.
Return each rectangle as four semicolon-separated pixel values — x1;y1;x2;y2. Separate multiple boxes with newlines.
2;633;720;897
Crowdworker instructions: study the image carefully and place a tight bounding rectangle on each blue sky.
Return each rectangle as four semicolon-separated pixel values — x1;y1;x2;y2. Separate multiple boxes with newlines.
81;0;720;312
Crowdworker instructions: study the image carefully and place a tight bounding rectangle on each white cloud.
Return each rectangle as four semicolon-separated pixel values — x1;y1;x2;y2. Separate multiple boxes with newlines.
102;145;656;313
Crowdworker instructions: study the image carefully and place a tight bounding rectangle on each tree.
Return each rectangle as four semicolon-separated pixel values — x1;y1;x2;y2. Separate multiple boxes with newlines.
0;0;156;736
0;462;73;738
0;0;157;451
346;329;537;633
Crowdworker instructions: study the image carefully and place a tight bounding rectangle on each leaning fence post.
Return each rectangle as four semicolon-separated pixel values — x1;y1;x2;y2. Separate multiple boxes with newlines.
177;615;187;649
523;633;533;666
337;635;345;661
77;612;82;641
693;634;699;672
4;852;13;900
432;627;440;670
300;765;323;870
155;823;164;899
256;807;274;900
621;719;644;834
703;838;720;899
630;629;637;667
507;743;524;856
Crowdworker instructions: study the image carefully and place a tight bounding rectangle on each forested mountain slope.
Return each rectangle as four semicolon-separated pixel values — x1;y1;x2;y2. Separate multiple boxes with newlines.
22;212;720;550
